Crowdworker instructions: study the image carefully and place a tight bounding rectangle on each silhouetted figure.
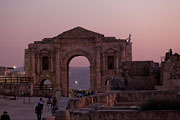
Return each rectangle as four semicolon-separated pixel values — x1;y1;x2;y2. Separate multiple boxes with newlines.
128;34;131;43
39;98;44;111
47;97;52;111
169;49;173;56
35;103;42;120
51;97;58;116
1;111;10;120
165;49;174;61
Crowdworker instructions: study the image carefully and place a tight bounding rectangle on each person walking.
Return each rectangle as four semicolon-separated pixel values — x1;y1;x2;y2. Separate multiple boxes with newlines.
47;97;52;111
51;97;58;116
1;111;10;120
35;103;43;120
39;98;44;111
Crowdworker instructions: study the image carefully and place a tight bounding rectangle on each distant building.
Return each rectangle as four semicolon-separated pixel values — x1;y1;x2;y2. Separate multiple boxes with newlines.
0;66;6;76
24;27;160;96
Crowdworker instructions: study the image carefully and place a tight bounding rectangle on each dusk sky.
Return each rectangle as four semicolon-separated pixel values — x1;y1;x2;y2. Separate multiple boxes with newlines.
0;0;180;67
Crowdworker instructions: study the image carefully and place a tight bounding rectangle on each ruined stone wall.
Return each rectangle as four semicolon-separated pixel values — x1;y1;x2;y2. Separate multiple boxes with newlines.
0;83;31;96
68;92;117;110
55;91;179;120
122;61;160;90
69;110;180;120
115;91;178;106
67;91;178;110
157;60;180;92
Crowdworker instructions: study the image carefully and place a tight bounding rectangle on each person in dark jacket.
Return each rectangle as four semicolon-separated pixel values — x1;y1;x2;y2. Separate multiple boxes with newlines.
1;111;10;120
35;103;43;120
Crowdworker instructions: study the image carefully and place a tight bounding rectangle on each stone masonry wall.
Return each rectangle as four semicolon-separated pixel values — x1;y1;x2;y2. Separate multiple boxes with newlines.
70;110;180;120
68;92;117;110
122;61;160;90
55;91;180;120
115;91;178;106
0;83;31;96
67;91;178;110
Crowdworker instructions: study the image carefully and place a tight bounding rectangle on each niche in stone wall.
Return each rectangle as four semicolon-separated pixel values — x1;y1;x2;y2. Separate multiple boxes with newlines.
107;56;114;69
105;48;117;70
40;49;51;71
42;56;49;70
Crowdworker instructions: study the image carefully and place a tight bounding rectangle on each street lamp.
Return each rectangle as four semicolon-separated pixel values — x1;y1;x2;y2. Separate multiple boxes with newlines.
13;66;16;69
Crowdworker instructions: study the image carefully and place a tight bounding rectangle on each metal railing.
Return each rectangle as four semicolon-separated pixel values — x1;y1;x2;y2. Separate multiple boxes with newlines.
0;77;33;83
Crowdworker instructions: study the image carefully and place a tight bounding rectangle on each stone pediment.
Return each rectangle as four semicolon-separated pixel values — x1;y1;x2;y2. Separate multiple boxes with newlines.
56;27;104;38
40;49;51;54
105;48;117;53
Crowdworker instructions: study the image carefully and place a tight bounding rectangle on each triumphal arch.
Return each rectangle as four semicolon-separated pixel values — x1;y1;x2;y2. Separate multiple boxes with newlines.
24;27;132;96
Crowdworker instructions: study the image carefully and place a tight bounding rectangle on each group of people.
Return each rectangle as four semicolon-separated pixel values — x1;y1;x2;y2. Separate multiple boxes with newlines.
69;89;95;97
46;96;58;116
35;97;58;120
0;97;58;120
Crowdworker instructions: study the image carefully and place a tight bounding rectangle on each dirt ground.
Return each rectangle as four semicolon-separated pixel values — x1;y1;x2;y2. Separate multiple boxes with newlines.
0;96;52;120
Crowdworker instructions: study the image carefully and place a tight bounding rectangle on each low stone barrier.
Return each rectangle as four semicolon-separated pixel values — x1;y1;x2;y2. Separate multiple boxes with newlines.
68;92;117;110
0;83;31;96
70;110;180;120
67;90;179;110
42;116;55;120
116;91;178;103
55;90;180;120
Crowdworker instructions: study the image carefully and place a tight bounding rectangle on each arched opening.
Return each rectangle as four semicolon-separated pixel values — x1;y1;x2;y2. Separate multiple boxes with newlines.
68;56;90;97
40;79;53;90
33;79;54;97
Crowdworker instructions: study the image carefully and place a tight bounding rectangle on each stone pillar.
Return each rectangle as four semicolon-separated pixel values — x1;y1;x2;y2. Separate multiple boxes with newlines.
55;50;61;92
125;43;132;61
121;45;126;61
116;52;119;69
31;51;37;83
95;46;102;91
90;65;95;91
37;55;40;73
61;65;68;96
51;54;53;71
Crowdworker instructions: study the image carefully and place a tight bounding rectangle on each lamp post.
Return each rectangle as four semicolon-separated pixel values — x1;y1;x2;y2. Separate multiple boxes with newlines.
13;66;16;69
74;80;78;90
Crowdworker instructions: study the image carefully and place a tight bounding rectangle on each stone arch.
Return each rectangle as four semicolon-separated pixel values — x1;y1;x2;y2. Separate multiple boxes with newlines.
63;50;94;66
105;78;111;86
60;50;95;96
39;77;54;90
25;27;132;96
40;48;51;54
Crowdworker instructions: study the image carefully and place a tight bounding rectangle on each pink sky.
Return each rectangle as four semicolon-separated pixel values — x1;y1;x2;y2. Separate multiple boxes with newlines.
0;0;180;67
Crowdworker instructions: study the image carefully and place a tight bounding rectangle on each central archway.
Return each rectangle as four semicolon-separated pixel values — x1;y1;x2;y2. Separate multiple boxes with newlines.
69;56;90;97
61;50;95;96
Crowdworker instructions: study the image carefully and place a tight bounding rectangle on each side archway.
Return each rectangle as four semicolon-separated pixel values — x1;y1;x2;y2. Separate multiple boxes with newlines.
39;79;53;90
33;78;54;97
